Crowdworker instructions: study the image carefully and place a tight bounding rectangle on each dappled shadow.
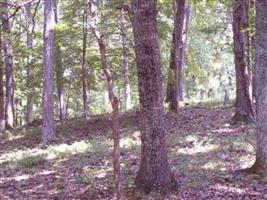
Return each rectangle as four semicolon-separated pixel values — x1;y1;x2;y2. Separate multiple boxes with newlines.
0;106;263;199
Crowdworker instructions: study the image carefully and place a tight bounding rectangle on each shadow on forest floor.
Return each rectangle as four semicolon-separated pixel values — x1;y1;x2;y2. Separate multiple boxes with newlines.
0;105;266;199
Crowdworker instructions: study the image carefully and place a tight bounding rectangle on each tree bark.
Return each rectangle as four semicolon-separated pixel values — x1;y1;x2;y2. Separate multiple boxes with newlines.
179;4;191;102
132;0;178;195
2;0;15;129
42;0;56;145
120;8;132;110
26;3;34;124
0;29;5;131
54;2;67;121
232;0;254;123
166;0;185;112
249;0;267;176
88;1;121;199
82;3;89;119
55;45;67;120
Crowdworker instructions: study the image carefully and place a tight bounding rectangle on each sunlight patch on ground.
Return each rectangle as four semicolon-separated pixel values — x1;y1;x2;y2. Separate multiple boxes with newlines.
80;166;113;185
0;140;98;171
238;155;255;169
120;137;141;149
211;184;247;195
202;161;221;170
177;140;218;155
47;140;92;159
0;147;46;164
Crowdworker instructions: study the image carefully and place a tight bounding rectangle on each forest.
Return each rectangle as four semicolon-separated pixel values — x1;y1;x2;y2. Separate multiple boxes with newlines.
0;0;267;199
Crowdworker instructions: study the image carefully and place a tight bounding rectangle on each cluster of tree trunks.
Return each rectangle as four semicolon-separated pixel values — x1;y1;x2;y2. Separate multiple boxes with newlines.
132;0;178;195
2;0;267;196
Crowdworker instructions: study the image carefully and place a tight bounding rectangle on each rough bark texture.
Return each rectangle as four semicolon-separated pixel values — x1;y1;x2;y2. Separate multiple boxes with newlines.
249;0;267;175
2;0;14;129
120;8;132;110
232;0;254;123
132;0;178;195
88;1;121;199
0;30;5;131
26;3;34;124
42;0;56;145
166;0;185;112
82;4;89;119
54;3;67;121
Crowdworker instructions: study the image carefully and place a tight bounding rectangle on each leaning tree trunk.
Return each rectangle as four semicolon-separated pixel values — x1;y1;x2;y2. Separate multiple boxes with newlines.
166;0;185;112
26;3;34;124
120;8;132;110
132;0;178;195
232;0;254;123
88;1;121;199
249;0;267;176
0;30;5;131
42;0;56;145
81;4;89;119
2;0;15;129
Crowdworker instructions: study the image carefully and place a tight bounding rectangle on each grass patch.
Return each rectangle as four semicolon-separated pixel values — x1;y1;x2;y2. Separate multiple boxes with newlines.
16;154;46;169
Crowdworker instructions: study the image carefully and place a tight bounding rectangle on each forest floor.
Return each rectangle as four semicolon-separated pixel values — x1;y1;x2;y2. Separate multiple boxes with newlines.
0;105;266;200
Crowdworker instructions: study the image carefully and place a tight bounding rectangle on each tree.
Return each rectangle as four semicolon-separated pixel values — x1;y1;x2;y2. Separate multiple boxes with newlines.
55;1;67;120
26;3;34;124
232;0;254;122
166;0;185;112
249;0;267;176
120;7;132;110
2;0;15;129
42;0;56;144
178;4;191;101
88;0;122;199
81;1;89;119
0;27;5;131
132;0;178;194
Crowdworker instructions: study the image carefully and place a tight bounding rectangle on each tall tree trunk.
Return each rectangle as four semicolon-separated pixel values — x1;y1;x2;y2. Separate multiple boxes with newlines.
0;29;5;131
2;0;15;129
42;0;56;145
55;45;67;120
249;0;256;102
26;3;34;124
88;1;121;199
166;0;185;112
249;0;267;176
120;8;132;110
82;3;89;119
232;0;254;123
179;4;191;101
132;0;178;195
54;2;67;121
